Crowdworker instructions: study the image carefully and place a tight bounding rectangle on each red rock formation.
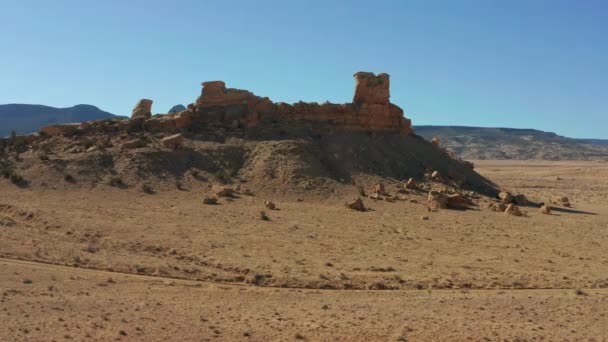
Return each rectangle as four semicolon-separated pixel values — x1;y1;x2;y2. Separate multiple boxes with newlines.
37;72;412;136
188;72;411;134
353;72;390;105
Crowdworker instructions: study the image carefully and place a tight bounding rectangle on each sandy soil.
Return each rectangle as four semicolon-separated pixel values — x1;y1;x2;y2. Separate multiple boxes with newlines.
1;160;608;341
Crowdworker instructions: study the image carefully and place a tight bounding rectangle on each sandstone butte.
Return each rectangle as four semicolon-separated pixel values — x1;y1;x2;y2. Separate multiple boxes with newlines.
14;72;412;143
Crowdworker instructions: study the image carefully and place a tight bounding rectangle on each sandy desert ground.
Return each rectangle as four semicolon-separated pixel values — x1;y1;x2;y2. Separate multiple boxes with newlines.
1;160;608;341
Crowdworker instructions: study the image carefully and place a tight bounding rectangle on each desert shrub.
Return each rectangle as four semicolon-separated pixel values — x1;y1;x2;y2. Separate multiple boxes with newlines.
1;169;10;179
259;211;270;221
358;186;366;197
39;154;50;161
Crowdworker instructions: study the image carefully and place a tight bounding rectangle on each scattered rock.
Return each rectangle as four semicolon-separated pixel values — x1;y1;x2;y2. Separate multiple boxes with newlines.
445;193;466;209
405;178;417;190
264;201;276;210
505;203;523;216
240;188;253;196
213;186;235;197
203;197;218;205
161;133;184;149
430;171;442;182
499;191;514;205
86;146;98;153
0;217;16;227
346;198;366;211
554;196;571;207
123;138;147;149
372;183;387;196
540;205;551;215
420;215;429;220
488;202;507;212
431;137;440;146
369;193;382;200
427;191;448;210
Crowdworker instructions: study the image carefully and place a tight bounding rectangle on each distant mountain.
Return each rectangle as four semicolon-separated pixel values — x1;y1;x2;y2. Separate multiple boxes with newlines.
168;104;186;113
0;104;125;137
414;125;608;160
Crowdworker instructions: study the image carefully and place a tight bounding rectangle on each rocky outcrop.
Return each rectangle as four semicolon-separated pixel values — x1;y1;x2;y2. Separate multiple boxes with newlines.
353;72;390;105
131;99;153;119
161;133;184;149
40;123;81;137
37;72;413;144
188;72;411;134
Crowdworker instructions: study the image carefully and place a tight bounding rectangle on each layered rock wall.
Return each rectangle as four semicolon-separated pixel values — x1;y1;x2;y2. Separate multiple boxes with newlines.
189;72;411;133
38;72;412;137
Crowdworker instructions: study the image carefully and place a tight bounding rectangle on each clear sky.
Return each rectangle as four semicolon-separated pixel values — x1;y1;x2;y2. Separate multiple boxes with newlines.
1;0;606;138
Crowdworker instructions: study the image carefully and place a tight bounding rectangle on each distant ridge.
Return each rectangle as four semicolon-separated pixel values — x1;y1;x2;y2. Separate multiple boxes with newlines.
414;125;608;160
0;104;124;137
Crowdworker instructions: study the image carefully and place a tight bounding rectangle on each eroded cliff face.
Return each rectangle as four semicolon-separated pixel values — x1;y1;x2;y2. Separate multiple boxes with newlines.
185;72;411;134
24;72;411;142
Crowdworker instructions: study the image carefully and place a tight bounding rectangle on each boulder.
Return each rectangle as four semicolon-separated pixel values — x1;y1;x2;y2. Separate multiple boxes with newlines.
346;198;366;211
488;202;507;212
446;193;466;209
372;182;387;196
431;137;440;146
203;197;218;205
131;99;153;119
499;191;514;205
240;188;253;196
431;171;442;182
264;201;276;210
161;133;184;149
122;138;147;149
540;205;551;215
505;204;523;216
427;191;448;210
405;178;417;190
554;196;571;207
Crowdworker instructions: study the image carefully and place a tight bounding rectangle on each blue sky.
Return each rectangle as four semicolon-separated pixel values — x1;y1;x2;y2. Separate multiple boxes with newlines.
1;0;606;138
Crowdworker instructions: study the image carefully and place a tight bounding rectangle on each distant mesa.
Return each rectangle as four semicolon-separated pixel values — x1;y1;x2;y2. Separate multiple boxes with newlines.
415;125;608;160
168;105;186;114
